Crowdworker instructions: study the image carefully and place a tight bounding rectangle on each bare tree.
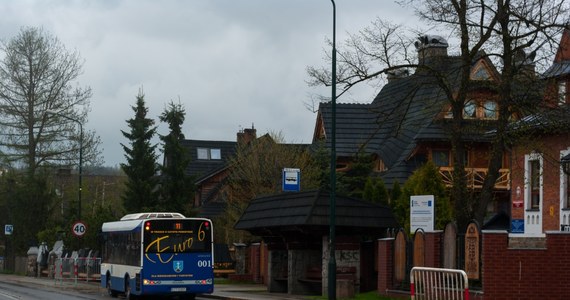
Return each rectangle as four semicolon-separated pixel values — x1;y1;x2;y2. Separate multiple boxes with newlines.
308;0;568;230
220;132;323;244
0;27;101;174
306;19;417;100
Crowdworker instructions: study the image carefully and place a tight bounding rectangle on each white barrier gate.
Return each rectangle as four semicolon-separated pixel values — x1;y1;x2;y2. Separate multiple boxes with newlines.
410;267;469;300
54;257;101;284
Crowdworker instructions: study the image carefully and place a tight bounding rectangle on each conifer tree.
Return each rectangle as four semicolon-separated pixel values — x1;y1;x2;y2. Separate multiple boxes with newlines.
120;92;159;212
337;150;374;198
394;161;453;233
363;177;390;205
390;180;402;208
375;178;389;205
159;101;192;213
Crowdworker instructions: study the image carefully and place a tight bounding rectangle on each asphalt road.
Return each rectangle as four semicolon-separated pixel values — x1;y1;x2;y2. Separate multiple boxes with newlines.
0;280;107;300
0;274;307;300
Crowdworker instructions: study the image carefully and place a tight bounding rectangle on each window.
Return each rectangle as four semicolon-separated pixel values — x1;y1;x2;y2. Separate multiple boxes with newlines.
565;174;570;209
471;64;491;80
197;148;222;160
529;159;541;209
432;150;450;167
210;149;221;160
559;81;567;106
483;101;498;119
103;232;141;266
463;101;476;118
443;106;453;119
197;148;209;160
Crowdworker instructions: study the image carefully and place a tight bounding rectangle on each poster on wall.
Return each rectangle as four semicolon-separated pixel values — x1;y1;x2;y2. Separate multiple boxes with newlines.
410;195;434;233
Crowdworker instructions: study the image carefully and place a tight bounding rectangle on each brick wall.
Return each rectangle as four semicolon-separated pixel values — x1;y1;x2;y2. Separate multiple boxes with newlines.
483;231;570;299
378;231;570;299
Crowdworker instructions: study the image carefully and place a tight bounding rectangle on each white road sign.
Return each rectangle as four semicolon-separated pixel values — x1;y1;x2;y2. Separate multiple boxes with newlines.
72;221;87;237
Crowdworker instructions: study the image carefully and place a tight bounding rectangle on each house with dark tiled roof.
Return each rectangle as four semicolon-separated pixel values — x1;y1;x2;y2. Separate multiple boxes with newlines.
184;127;256;218
313;35;513;217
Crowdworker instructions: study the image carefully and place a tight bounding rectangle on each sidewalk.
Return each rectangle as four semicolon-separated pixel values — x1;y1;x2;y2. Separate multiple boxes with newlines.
203;283;310;300
0;274;310;300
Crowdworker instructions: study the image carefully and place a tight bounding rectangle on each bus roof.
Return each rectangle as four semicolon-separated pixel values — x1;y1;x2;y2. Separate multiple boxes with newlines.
101;219;143;232
120;212;186;220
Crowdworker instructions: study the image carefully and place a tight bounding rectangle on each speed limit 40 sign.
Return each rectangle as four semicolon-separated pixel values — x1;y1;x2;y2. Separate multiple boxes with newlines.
72;221;87;237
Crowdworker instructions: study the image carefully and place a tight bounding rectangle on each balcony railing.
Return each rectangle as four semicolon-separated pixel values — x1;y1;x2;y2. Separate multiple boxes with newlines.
439;167;510;190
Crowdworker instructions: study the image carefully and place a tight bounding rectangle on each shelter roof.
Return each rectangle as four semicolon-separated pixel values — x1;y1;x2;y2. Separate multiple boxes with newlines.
234;189;398;237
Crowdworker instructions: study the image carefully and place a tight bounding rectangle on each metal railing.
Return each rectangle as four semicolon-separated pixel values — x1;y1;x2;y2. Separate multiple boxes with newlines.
54;257;101;284
410;267;469;300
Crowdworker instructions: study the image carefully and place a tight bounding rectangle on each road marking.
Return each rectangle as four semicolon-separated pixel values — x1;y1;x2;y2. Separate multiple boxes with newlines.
0;289;21;300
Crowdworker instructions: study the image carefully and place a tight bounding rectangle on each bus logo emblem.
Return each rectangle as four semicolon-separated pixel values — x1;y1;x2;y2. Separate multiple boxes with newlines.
173;261;184;273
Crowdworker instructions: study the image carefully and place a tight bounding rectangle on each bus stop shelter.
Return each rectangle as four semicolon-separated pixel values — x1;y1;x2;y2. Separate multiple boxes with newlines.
234;189;398;295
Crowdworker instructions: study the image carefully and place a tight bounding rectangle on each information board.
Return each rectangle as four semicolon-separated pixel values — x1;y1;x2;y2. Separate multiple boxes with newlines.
410;195;434;233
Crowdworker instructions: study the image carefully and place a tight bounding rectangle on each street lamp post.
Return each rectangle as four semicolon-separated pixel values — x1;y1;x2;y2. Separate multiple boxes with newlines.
47;111;83;222
328;1;337;299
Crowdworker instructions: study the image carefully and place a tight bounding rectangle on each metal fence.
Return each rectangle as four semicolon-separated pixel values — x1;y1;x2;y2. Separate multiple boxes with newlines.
54;257;101;284
410;267;469;300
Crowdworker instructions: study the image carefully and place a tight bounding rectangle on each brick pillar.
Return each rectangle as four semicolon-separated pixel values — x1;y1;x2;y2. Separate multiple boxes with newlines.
424;231;442;268
260;242;268;285
249;243;261;283
377;238;394;295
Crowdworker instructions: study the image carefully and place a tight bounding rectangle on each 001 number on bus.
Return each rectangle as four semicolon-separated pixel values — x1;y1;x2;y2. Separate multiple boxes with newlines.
197;260;212;267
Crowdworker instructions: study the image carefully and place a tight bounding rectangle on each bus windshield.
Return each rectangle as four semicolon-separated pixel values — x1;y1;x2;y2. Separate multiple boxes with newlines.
143;219;212;253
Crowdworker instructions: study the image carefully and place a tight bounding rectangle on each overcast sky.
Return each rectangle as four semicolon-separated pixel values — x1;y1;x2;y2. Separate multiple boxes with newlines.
0;0;418;167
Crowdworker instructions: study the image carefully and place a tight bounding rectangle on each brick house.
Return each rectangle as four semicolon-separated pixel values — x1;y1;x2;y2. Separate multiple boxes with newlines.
313;35;513;222
510;28;570;236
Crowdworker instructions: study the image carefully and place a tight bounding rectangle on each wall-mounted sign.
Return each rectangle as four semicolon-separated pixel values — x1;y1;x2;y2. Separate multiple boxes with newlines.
511;219;524;233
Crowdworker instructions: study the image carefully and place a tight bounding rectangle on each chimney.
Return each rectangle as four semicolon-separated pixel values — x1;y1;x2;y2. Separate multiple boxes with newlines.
237;124;256;145
386;69;410;82
414;34;449;65
514;49;536;75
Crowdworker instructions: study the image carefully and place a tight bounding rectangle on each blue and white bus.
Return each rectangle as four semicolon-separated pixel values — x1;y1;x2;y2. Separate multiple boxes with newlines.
100;212;214;300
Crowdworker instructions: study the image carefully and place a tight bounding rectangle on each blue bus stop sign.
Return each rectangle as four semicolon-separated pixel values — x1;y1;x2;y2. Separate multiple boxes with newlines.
282;168;300;192
4;224;13;235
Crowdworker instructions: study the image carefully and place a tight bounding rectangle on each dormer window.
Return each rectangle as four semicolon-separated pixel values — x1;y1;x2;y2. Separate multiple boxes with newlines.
197;148;221;160
463;101;476;118
483;101;498;119
453;100;498;120
470;61;492;80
